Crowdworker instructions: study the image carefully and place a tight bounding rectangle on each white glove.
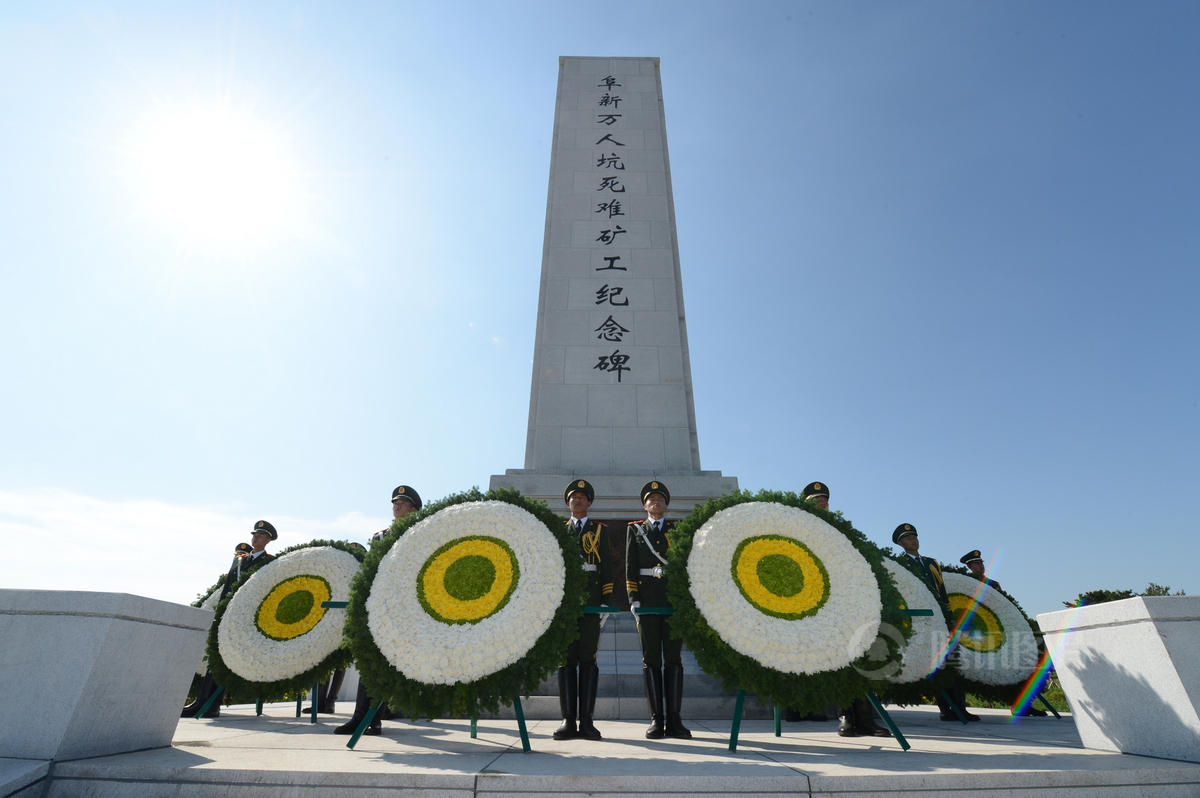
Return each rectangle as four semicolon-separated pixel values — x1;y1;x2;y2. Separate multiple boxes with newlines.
629;601;641;623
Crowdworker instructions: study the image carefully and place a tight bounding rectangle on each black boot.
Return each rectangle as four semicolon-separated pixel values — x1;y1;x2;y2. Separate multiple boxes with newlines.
836;707;858;737
323;669;345;713
182;673;217;717
335;681;378;734
954;686;980;721
663;664;691;739
854;698;891;737
577;664;601;740
642;666;665;739
552;667;578;740
303;681;327;714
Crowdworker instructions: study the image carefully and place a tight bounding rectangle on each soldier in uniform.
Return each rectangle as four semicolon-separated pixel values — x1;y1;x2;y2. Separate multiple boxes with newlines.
801;480;830;510
783;482;837;724
960;549;1002;592
893;523;979;722
958;550;1046;715
183;520;277;718
335;485;422;735
784;482;890;737
554;479;613;740
304;540;370;715
626;480;691;739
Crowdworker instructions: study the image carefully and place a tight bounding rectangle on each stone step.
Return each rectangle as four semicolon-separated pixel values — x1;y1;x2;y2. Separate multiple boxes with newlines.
532;669;742;699
476;693;775;721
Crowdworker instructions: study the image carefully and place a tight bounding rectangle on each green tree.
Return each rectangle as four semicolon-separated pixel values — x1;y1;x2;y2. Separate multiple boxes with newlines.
1063;583;1185;608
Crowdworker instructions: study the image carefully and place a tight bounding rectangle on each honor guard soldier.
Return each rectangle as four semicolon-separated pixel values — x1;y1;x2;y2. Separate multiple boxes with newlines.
960;549;1002;592
554;479;613;740
335;485;422;736
183;520;277;718
626;481;691;739
783;482;837;724
794;483;889;737
893;523;979;722
801;481;830;510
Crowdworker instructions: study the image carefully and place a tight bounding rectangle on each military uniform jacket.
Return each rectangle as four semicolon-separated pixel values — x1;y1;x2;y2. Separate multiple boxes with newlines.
218;552;276;601
896;553;949;608
972;575;1003;593
566;518;614;605
625;519;675;608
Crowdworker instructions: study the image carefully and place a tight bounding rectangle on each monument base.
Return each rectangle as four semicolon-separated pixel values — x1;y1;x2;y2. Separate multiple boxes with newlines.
0;589;211;761
1038;595;1200;763
489;469;738;519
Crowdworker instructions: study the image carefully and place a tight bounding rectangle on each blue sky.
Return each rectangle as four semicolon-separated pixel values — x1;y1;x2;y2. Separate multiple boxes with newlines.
1;1;1196;618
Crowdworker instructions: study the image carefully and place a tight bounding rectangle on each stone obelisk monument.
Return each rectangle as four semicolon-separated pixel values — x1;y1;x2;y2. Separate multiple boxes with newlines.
491;56;737;521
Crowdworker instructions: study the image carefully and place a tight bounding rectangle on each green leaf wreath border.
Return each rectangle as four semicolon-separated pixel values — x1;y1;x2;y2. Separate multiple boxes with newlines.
204;539;363;703
344;487;587;719
666;489;913;715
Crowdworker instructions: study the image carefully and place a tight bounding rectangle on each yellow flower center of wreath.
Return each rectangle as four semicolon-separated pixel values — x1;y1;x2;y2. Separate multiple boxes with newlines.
255;575;331;641
418;536;519;625
949;593;1005;653
731;535;830;620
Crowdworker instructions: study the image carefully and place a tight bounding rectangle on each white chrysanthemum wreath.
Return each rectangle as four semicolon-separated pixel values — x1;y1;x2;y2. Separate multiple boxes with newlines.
666;490;911;715
688;501;882;674
366;500;565;685
215;545;360;685
345;488;586;720
942;572;1038;687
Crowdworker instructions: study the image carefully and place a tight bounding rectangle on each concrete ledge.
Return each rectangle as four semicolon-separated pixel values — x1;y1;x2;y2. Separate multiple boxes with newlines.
0;589;211;761
1039;596;1200;763
0;759;49;798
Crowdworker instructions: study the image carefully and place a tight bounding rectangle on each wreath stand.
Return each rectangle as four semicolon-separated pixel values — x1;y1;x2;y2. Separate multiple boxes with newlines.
328;597;534;752
727;608;941;753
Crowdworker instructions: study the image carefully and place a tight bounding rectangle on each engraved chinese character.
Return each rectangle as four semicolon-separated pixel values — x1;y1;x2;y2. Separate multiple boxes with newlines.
597;93;623;108
597;176;625;193
595;226;627;245
595;284;629;306
594;133;625;147
596;113;622;126
594;315;630;342
595;255;626;271
595;200;624;218
598;75;622;90
595;152;625;170
594;349;631;382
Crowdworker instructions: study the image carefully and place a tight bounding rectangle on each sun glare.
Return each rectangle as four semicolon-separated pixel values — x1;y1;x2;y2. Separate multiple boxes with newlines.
125;103;305;254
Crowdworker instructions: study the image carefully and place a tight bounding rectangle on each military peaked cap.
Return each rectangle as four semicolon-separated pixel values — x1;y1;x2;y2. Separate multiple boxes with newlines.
235;541;253;555
801;481;830;501
564;479;595;504
253;519;278;540
391;485;422;510
891;522;917;544
640;480;670;505
960;549;983;565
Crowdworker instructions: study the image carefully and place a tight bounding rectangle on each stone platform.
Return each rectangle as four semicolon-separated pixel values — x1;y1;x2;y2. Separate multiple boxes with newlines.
11;704;1200;797
491;612;773;721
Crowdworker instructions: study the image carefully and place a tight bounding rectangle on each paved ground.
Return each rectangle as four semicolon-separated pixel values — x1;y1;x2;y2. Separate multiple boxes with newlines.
9;703;1200;797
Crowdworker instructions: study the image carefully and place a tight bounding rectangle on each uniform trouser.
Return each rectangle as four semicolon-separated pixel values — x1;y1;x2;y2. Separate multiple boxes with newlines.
565;614;601;668
637;614;682;669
